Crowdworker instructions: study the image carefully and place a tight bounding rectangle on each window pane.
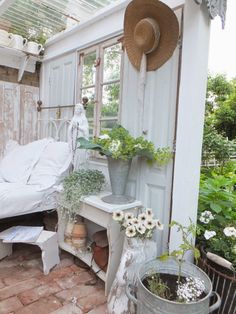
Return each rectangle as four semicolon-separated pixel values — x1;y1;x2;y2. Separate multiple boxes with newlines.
82;51;96;87
100;118;118;132
101;83;120;118
103;43;121;82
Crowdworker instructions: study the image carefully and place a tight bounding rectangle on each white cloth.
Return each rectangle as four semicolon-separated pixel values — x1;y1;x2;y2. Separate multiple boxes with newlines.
0;183;55;219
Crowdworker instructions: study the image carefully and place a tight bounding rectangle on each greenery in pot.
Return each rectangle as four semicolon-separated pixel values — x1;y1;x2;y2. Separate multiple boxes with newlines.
58;169;105;222
77;124;172;166
196;165;236;268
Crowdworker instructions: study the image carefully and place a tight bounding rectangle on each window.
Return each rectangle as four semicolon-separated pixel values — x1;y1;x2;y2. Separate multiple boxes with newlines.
77;38;123;138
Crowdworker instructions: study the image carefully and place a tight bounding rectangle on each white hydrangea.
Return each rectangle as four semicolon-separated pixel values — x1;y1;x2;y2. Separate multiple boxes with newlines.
199;211;214;224
223;226;236;238
204;230;216;240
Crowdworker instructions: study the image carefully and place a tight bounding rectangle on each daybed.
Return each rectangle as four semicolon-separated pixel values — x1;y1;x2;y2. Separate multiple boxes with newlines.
0;138;71;219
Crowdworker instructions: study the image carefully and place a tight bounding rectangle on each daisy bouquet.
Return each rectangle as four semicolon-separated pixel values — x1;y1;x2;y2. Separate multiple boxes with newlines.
113;207;163;239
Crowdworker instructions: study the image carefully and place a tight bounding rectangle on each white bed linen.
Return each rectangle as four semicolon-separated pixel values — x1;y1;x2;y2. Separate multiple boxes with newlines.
0;183;57;219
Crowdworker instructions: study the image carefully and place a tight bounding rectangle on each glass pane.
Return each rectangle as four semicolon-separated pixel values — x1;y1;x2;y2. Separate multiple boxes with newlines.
103;43;122;82
82;88;95;138
101;83;120;118
82;51;96;87
100;118;118;132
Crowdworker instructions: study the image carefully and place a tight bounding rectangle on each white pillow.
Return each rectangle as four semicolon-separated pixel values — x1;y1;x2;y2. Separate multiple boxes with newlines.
28;141;71;191
0;139;53;184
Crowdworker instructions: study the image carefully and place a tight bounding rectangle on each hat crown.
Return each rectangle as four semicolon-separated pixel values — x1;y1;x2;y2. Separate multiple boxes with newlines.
134;18;160;55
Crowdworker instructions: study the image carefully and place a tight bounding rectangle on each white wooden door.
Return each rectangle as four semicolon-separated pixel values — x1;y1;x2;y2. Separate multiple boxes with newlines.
121;7;182;255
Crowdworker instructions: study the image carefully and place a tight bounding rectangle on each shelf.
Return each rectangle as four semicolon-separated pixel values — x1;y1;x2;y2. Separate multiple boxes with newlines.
0;44;43;82
59;241;106;282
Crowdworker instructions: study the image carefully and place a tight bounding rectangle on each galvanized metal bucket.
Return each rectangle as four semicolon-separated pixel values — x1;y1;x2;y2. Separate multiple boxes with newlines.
102;157;134;204
126;258;221;314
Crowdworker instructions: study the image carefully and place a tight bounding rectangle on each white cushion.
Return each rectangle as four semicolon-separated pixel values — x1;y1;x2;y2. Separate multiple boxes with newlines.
0;139;53;184
28;141;71;191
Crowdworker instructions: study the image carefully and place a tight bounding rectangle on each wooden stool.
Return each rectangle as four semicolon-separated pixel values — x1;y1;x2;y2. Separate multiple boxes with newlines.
0;229;60;275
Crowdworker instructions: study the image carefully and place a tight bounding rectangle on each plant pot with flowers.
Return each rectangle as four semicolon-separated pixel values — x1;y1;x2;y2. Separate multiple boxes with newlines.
77;124;172;205
196;170;236;313
107;207;164;314
126;220;221;314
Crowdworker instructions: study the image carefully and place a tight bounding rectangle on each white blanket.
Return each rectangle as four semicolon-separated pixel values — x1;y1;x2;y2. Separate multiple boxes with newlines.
0;183;56;219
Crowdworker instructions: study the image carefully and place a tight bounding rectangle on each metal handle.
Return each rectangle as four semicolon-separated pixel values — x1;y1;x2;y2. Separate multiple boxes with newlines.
209;291;221;313
125;283;137;305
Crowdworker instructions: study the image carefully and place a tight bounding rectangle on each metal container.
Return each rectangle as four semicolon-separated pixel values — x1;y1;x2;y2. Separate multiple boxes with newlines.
126;258;221;314
102;157;134;204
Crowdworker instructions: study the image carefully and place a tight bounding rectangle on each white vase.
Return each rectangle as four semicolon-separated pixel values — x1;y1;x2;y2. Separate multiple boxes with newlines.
107;237;157;314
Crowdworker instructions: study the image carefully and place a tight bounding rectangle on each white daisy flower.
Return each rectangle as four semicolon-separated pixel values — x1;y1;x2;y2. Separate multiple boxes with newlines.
145;208;154;217
125;225;136;238
156;219;164;230
131;218;139;225
99;134;110;140
136;224;146;234
223;227;236;238
138;213;147;223
204;230;216;240
125;212;134;221
145;219;156;230
113;210;124;222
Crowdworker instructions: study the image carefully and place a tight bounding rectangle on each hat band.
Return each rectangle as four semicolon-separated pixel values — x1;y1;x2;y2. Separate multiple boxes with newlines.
145;18;160;55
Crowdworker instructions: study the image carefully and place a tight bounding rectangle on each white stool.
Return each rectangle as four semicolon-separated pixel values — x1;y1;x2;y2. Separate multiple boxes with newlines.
0;229;60;275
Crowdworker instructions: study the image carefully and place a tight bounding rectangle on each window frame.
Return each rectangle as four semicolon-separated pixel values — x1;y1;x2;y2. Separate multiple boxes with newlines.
77;36;124;140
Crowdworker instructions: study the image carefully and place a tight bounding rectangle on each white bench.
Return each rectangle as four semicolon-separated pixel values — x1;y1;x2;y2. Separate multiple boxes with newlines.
0;228;60;275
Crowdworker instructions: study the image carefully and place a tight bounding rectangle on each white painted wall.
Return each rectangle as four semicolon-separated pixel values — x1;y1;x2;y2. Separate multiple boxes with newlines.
41;0;211;254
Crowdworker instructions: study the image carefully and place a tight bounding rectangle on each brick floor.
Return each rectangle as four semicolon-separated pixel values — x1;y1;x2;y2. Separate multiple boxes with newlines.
0;244;107;314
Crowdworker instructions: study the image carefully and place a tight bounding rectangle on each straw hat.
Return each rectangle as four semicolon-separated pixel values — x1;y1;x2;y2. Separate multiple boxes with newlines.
124;0;179;71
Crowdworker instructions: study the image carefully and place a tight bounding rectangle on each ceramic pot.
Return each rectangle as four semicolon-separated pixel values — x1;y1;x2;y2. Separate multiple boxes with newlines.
10;34;27;50
25;41;43;55
0;29;13;47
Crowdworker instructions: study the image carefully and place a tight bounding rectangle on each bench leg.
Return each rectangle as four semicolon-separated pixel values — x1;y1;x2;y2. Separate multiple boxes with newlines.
0;241;12;259
38;234;60;275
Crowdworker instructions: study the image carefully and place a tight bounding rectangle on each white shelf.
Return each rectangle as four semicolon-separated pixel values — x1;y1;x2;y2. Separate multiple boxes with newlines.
0;44;43;81
59;241;106;282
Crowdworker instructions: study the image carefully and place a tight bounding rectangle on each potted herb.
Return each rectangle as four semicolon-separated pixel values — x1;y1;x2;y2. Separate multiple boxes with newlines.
58;169;105;244
126;220;221;314
196;166;236;313
78;125;172;204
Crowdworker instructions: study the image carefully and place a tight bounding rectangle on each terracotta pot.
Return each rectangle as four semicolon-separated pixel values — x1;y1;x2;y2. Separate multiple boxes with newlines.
71;222;87;238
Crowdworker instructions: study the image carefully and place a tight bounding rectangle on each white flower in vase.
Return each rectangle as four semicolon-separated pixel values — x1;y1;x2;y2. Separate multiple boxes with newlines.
113;210;124;221
131;218;139;225
125;212;134;221
136;224;146;235
138;213;147;224
126;225;136;238
156;219;164;230
145;219;156;230
146;208;154;218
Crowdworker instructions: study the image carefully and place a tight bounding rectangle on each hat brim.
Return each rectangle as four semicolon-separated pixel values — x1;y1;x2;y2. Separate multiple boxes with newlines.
124;0;179;71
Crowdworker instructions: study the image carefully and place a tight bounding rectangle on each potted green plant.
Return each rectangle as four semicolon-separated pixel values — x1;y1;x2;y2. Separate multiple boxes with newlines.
77;125;172;204
196;166;236;313
58;169;105;244
126;220;221;314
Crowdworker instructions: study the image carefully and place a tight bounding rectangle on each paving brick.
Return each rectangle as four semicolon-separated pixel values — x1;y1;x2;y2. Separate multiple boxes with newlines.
4;267;42;285
18;282;62;305
55;270;94;290
15;295;62;314
55;285;103;304
53;257;74;270
0;278;41;301
0;296;23;314
76;290;107;313
51;304;83;314
87;303;108;314
36;266;74;284
0;279;5;289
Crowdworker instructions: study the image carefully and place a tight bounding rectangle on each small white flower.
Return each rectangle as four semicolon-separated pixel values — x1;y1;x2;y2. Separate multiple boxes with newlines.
199;211;214;224
136;224;146;234
138;213;147;223
145;208;154;217
134;143;143;149
109;140;121;152
223;227;236;238
125;212;134;221
145;219;156;230
155;219;164;230
131;218;139;225
113;210;124;222
99;134;110;140
126;225;136;238
204;230;216;240
177;277;205;303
